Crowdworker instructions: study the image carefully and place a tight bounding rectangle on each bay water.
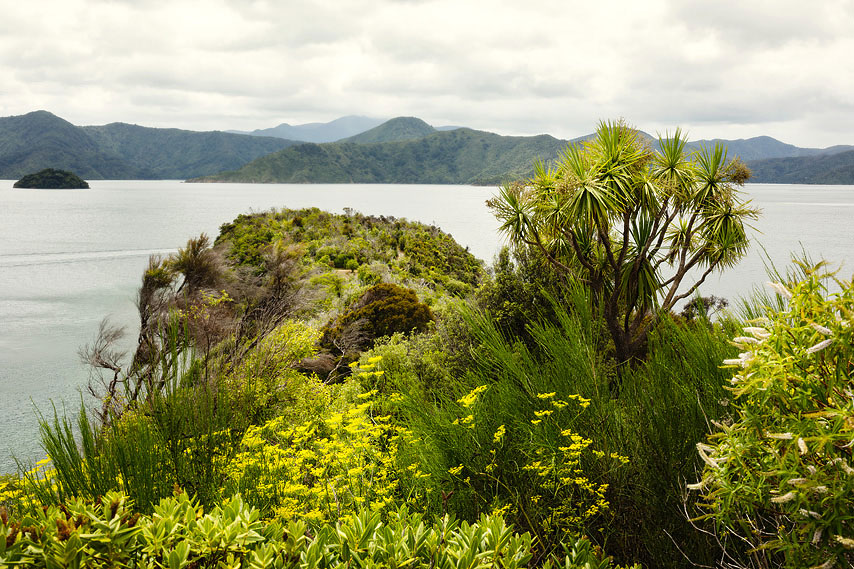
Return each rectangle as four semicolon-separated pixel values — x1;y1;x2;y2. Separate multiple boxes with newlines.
1;180;852;473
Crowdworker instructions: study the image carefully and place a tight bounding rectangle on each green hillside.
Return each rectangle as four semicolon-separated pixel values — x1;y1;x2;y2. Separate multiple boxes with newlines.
747;149;854;184
341;117;436;143
0;111;140;179
0;111;297;180
81;122;298;179
190;128;567;185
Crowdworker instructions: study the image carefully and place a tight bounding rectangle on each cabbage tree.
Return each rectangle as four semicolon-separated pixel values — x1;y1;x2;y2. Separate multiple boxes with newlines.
489;120;758;366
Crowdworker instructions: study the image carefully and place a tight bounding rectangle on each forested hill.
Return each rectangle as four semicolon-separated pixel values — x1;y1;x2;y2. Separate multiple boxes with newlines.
81;122;300;179
0;111;297;180
685;135;849;161
746;149;854;184
0;111;136;179
193;117;854;185
189;128;567;185
340;117;437;144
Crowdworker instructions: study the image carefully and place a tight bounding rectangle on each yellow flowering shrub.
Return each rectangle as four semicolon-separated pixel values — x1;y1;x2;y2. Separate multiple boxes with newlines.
444;386;627;551
225;388;422;524
0;475;25;516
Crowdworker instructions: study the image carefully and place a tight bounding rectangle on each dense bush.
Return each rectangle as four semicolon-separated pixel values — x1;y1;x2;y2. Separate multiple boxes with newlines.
691;268;854;569
216;208;483;297
18;197;851;569
322;283;434;351
20;320;323;515
364;296;737;567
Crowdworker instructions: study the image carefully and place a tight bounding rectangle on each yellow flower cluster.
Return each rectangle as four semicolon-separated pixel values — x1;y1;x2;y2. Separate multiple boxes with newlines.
226;394;421;525
522;425;611;531
492;424;506;444
2;456;60;513
0;480;22;506
457;385;489;408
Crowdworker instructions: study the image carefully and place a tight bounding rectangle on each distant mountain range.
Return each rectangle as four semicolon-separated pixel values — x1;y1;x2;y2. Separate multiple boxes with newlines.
747;150;854;184
193;117;854;185
3;110;854;184
0;111;297;180
192;121;566;185
226;116;385;143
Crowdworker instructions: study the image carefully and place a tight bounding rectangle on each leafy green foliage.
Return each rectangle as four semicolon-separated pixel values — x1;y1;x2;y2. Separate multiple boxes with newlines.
692;266;854;568
366;294;737;567
475;247;569;341
216;207;482;302
0;490;632;569
25;319;322;515
19;171;849;569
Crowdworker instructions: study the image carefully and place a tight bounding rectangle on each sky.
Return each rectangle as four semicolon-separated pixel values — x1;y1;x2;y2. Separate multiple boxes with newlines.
1;0;853;147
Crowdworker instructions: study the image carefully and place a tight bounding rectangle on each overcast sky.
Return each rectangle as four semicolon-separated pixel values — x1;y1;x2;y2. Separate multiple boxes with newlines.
1;0;852;147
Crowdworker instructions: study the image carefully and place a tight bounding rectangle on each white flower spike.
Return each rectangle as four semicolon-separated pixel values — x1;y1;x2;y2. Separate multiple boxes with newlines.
806;339;834;354
766;281;793;299
810;322;833;336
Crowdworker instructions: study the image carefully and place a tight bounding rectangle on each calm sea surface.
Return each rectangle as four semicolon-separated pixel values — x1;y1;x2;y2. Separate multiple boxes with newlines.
1;180;853;472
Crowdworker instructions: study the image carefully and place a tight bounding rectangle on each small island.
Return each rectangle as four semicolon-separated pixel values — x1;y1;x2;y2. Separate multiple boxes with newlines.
13;168;89;189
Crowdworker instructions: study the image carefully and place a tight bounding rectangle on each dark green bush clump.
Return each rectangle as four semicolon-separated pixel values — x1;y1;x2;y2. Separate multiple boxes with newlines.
322;283;433;352
13;168;89;189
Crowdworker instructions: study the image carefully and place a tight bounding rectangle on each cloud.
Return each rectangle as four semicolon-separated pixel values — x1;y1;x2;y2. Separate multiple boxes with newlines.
0;0;852;146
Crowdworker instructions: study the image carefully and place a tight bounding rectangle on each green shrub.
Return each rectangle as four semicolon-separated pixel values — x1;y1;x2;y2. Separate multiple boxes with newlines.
356;262;384;285
24;381;241;514
691;267;854;569
0;489;636;568
215;208;482;292
322;283;434;351
24;321;321;515
227;320;323;426
375;295;735;567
